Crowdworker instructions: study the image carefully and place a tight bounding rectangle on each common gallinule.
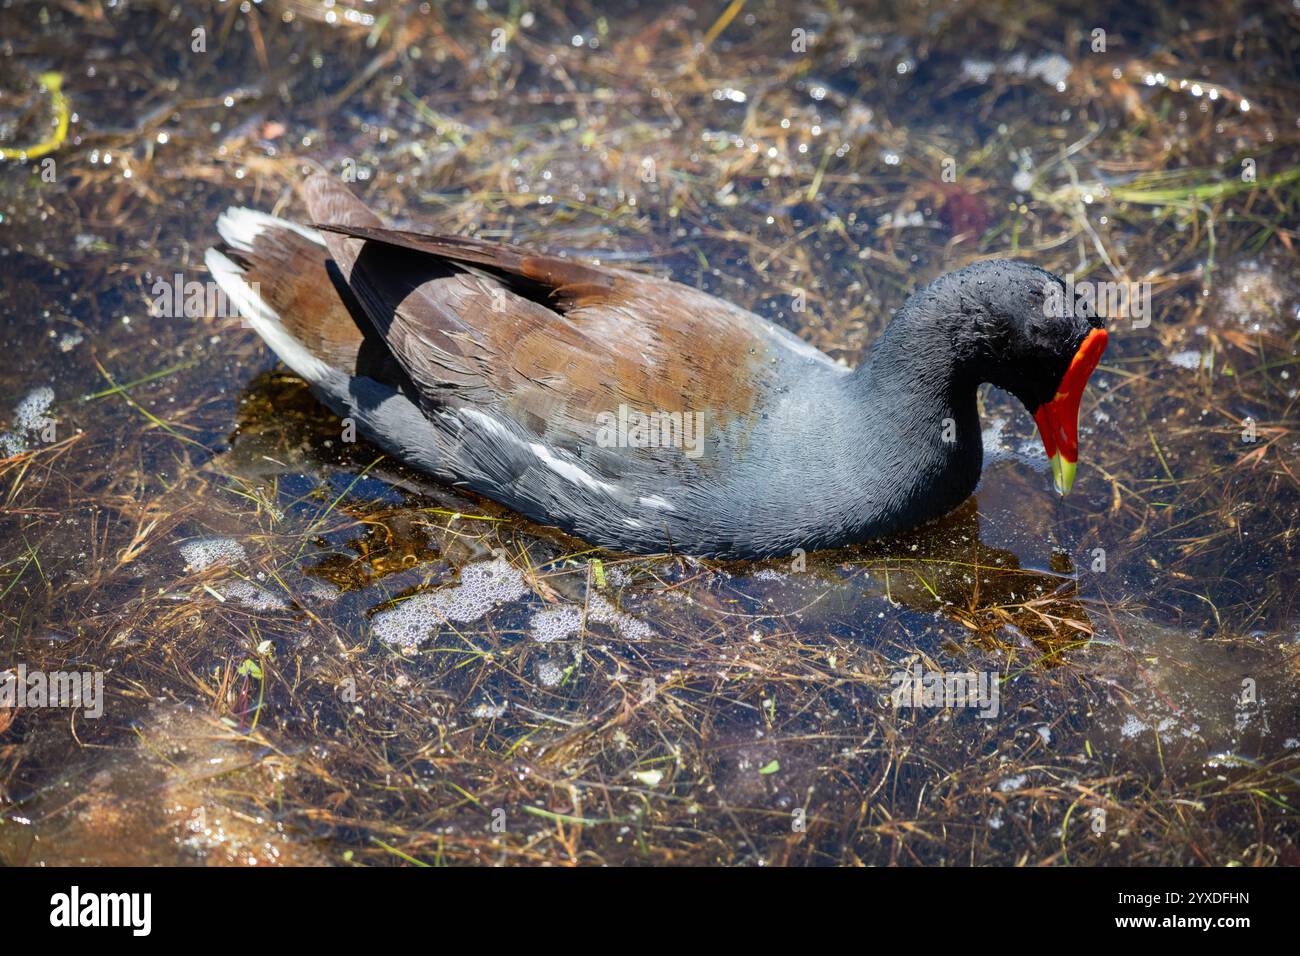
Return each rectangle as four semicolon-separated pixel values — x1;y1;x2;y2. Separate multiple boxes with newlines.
205;175;1106;559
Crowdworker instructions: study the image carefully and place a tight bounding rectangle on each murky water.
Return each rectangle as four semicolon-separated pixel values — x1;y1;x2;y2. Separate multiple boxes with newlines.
1;0;1297;865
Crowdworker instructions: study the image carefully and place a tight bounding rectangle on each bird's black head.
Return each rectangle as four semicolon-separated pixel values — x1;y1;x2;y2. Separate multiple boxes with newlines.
936;259;1109;493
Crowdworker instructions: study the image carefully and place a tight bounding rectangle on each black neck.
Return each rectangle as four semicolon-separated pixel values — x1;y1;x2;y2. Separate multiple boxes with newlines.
827;297;985;541
855;295;977;408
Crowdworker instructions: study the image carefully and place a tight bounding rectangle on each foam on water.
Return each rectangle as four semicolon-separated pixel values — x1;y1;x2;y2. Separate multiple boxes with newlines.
530;605;583;644
528;594;654;644
982;417;1011;461
57;332;84;352
1119;711;1199;742
590;595;654;641
0;385;56;456
12;386;54;432
179;537;248;572
300;578;341;603
1219;259;1289;332
373;557;529;649
1168;349;1207;369
1022;52;1072;88
220;579;290;611
537;659;566;687
961;59;996;84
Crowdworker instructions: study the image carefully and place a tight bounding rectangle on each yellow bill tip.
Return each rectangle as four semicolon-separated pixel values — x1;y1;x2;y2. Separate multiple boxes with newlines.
1049;454;1077;496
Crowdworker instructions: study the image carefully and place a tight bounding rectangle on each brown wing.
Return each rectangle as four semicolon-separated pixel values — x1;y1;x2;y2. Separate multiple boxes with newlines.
308;218;787;463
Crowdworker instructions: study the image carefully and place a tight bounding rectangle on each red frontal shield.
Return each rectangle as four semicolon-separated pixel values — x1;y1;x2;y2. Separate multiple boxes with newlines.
1032;327;1108;494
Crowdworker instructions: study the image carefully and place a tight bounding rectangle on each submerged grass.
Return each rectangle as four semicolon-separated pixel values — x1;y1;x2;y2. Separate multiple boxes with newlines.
0;0;1297;866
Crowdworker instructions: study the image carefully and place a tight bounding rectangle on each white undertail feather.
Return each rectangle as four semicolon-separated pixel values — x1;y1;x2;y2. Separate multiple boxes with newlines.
214;206;324;252
203;245;336;387
206;207;339;386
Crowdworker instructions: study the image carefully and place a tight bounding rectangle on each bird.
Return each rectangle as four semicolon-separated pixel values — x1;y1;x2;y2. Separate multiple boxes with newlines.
204;174;1107;560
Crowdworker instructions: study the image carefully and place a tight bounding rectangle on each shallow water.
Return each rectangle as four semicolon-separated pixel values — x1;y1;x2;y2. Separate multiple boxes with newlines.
1;0;1297;865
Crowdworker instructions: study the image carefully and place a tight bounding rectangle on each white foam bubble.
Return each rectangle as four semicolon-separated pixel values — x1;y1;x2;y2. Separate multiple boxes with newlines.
982;417;1050;473
1025;52;1072;88
967;52;1072;89
537;659;566;687
961;59;995;84
373;557;528;649
588;595;654;641
1;386;56;455
1220;259;1287;332
528;594;653;644
220;579;290;611
530;605;583;643
180;536;248;572
12;386;54;432
1119;713;1147;738
1167;349;1206;370
981;417;1010;460
300;578;341;603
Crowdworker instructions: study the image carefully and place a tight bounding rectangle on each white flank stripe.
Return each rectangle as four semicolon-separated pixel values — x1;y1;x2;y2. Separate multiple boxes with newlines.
528;442;616;494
